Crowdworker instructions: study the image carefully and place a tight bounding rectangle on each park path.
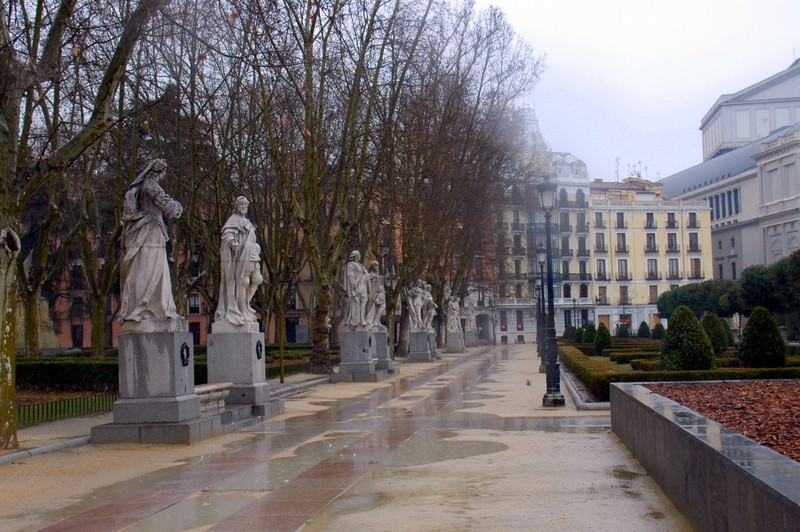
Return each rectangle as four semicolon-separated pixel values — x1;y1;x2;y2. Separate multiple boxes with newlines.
35;344;692;531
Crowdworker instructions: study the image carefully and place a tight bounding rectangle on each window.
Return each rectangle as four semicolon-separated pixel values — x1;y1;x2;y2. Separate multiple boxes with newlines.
731;238;735;248
516;310;524;331
645;212;655;228
579;261;587;278
616;212;626;228
500;311;508;331
718;240;722;250
689;233;700;252
580;283;588;298
649;285;658;304
647;259;658;279
727;191;733;216
598;286;608;304
616;233;627;253
563;284;572;298
733;189;740;214
646;233;657;252
71;324;84;349
596;259;607;279
617;259;628;279
668;258;679;279
595;233;606;252
732;262;737;280
595;212;605;228
667;233;678;252
477;290;485;306
667;212;677;228
718;264;724;279
691;258;702;279
515;284;523;298
619;285;629;305
708;197;715;220
562;260;570;277
689;212;698;228
188;293;201;315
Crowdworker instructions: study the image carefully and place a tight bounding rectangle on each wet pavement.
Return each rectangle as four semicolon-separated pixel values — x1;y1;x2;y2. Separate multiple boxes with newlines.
9;344;692;531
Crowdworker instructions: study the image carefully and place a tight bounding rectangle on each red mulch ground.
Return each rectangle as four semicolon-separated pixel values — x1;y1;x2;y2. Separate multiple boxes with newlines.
646;381;800;463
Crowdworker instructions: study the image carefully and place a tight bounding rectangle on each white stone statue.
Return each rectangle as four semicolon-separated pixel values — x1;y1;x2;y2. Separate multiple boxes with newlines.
365;260;386;331
462;299;476;330
446;296;462;332
342;250;370;329
214;196;264;326
404;279;427;329
118;159;183;326
421;282;438;330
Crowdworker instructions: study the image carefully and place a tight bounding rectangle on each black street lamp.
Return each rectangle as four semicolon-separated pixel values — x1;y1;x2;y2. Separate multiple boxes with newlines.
536;246;547;373
537;177;565;407
572;297;578;328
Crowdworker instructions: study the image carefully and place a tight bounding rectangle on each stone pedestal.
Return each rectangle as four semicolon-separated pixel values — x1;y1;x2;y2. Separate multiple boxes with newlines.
331;329;391;382
428;331;440;359
445;330;466;353
373;330;395;372
463;328;478;347
407;329;433;362
208;323;269;405
93;325;211;444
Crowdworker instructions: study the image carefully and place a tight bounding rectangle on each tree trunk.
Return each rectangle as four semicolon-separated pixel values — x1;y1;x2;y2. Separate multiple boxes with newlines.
21;292;40;357
308;280;333;374
0;229;21;449
90;295;106;357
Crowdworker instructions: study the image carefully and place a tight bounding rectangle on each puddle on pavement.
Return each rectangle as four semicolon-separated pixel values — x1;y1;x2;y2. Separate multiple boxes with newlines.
384;429;507;467
317;491;392;517
122;491;263;531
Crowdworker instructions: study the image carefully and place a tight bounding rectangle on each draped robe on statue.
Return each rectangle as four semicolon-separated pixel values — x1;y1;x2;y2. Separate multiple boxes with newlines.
215;213;262;325
118;177;183;324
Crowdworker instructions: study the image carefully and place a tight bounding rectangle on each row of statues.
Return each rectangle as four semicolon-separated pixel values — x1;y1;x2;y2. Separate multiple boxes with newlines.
118;159;477;334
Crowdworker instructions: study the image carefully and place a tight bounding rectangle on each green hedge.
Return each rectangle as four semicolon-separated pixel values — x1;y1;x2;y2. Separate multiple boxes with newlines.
559;346;800;402
609;352;661;364
631;359;661;371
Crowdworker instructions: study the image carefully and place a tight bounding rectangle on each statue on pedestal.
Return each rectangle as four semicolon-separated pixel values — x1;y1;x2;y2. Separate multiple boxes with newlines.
421;282;438;330
215;196;264;326
118;159;183;326
404;279;427;329
342;250;370;329
446;297;462;332
462;299;476;330
365;261;386;331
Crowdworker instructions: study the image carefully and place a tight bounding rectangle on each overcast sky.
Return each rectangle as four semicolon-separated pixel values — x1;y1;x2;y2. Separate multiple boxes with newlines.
473;0;800;181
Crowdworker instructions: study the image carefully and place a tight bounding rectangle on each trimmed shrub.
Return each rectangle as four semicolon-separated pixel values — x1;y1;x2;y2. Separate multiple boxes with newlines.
574;328;585;343
616;323;630;338
637;321;651;339
651;322;666;340
594;323;612;355
582;323;596;344
701;313;729;356
739;306;787;368
661;306;715;371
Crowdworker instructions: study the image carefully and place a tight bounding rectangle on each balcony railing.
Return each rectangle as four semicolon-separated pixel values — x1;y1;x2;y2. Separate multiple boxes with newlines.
688;271;705;280
595;244;608;253
560;224;572;233
646;271;662;280
595;273;608;281
666;220;678;228
595;220;606;229
577;248;590;257
596;297;609;305
666;244;680;253
615;221;628;229
649;297;659;304
688;244;702;252
687;221;699;228
512;223;525;231
561;273;593;281
619;296;632;305
561;248;573;257
666;271;683;280
615;245;629;253
576;224;590;233
644;245;659;253
616;273;630;281
645;221;658;229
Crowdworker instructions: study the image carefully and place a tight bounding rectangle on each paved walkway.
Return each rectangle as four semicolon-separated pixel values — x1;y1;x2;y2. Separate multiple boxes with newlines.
0;344;693;531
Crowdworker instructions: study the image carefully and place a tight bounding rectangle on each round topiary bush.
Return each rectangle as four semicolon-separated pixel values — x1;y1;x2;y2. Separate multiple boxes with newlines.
661;306;715;371
739;306;786;368
701;312;729;356
651;322;665;340
582;323;596;344
574;327;584;343
594;322;612;355
616;323;630;338
637;321;651;339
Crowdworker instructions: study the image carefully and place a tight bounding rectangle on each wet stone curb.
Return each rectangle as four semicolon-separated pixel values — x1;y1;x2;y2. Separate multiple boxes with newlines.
611;382;800;532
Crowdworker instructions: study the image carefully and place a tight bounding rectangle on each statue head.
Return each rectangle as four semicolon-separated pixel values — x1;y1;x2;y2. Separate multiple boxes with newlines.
235;196;250;214
349;250;361;262
369;260;379;272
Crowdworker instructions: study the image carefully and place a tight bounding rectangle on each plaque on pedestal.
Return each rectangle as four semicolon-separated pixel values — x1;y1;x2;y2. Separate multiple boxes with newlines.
408;329;433;362
444;330;466;353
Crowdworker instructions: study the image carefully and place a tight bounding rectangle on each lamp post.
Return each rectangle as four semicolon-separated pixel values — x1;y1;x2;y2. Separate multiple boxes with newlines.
537;178;565;407
536;246;547;373
572;297;577;328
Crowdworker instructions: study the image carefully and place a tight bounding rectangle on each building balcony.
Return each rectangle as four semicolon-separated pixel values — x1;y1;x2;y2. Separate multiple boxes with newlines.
688;271;705;280
615;245;629;254
560;224;572;233
688;244;702;252
512;223;526;232
645;221;658;229
596;296;610;305
512;247;526;256
595;220;606;229
561;273;593;281
577;248;590;257
646;271;662;280
619;296;632;305
576;224;590;234
594;244;608;253
496;298;535;307
615;221;628;229
561;248;573;257
688;221;699;228
666;245;680;253
616;273;630;281
644;245;659;253
666;220;678;228
595;273;608;281
666;271;683;280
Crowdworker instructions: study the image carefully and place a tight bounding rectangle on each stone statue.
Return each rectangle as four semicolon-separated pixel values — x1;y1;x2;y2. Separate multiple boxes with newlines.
342;250;370;329
421;282;438;330
118;159;183;326
214;196;264;326
365;261;386;331
462;299;476;330
446;297;462;332
404;279;427;329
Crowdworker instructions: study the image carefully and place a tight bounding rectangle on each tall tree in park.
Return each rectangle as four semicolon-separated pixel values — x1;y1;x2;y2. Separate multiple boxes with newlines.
0;0;169;448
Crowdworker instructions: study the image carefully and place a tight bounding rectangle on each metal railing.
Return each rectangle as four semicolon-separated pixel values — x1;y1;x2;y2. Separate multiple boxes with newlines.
644;245;659;253
16;393;118;427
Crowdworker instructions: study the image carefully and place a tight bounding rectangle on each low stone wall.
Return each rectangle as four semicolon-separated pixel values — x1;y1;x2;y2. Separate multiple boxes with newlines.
611;382;800;532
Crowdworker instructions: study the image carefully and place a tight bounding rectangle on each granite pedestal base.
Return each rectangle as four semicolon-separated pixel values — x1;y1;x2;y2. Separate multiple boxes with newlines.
208;330;269;404
407;330;434;362
330;329;391;382
444;330;465;353
92;330;206;444
464;328;478;347
373;330;395;372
